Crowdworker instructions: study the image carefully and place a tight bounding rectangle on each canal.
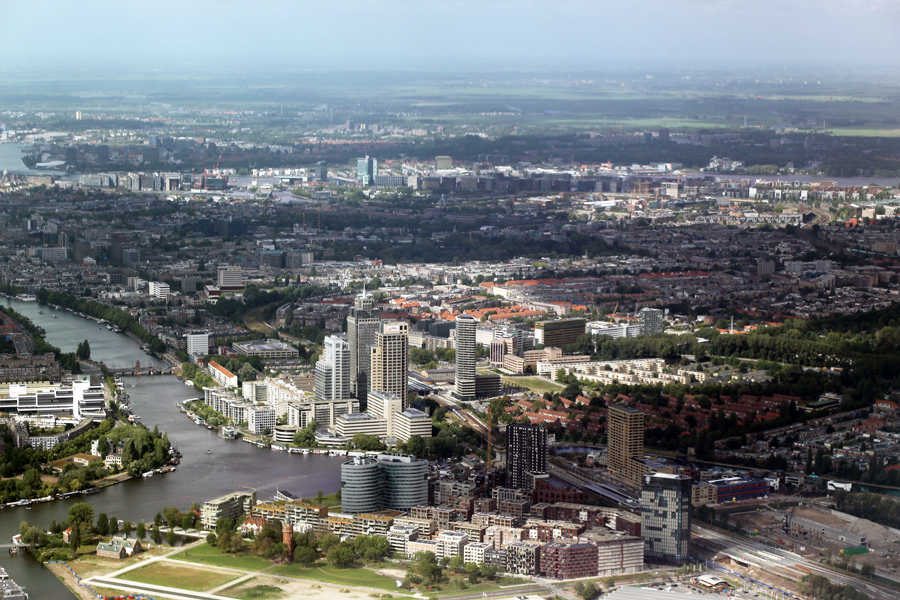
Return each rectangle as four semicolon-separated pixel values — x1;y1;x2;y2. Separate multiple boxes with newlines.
0;299;343;598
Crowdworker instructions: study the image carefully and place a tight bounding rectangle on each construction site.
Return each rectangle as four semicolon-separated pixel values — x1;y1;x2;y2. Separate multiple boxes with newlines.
731;501;900;583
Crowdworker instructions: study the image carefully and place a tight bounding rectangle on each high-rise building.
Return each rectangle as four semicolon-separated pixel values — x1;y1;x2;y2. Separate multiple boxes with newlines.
369;321;408;406
357;156;378;186
347;293;380;398
506;424;547;490
340;454;428;514
454;314;477;401
315;335;351;402
217;266;244;290
641;473;691;564
639;308;664;336
607;404;647;485
341;456;384;514
186;332;209;358
435;155;453;170
534;318;586;348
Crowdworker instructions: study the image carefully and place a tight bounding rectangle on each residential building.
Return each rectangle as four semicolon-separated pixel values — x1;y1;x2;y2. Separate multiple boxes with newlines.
607;404;646;485
506;423;547;490
246;405;276;435
435;530;469;560
201;491;256;529
208;361;238;388
186;332;209;358
315;335;351;402
369;321;408;403
641;473;691;564
464;541;492;565
506;540;542;575
387;524;418;554
540;542;598;579
639;308;664;336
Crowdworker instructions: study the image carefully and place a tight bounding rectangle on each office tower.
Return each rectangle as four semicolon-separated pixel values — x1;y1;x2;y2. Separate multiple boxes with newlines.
534;318;587;348
435;155;453;170
341;456;383;514
641;473;691;564
356;156;378;185
377;453;429;510
454;314;477;401
607;404;646;485
217;265;244;290
639;308;664;336
315;335;351;402
341;454;428;514
347;293;380;398
369;321;408;406
186;332;209;358
506;423;547;490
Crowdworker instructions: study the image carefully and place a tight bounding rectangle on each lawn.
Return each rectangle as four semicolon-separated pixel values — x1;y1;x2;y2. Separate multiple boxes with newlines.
221;578;288;600
172;543;275;571
430;575;533;597
121;561;239;591
301;490;341;508
501;376;564;394
267;564;406;593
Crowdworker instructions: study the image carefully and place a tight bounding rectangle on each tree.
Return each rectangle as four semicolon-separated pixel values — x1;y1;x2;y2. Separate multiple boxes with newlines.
97;436;110;458
109;517;119;536
318;532;340;552
76;339;91;360
327;543;356;568
406;435;425;458
166;529;177;546
152;523;162;545
295;545;318;565
67;502;94;557
97;513;109;536
136;522;146;540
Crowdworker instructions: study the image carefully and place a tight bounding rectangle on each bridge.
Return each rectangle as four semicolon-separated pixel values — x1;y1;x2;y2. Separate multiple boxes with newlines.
108;367;177;376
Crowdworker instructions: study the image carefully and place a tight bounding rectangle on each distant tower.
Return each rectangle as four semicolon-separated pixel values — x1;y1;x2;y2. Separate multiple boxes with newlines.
283;518;295;562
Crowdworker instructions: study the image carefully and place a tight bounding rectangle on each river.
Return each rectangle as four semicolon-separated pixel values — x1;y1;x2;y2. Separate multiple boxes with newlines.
0;302;344;598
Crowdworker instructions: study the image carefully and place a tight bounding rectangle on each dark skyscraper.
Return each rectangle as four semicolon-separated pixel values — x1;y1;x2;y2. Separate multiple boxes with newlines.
506;423;547;490
641;472;692;564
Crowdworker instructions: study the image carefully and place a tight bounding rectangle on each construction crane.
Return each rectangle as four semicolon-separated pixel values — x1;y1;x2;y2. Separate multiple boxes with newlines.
485;404;493;477
214;152;224;175
608;302;618;323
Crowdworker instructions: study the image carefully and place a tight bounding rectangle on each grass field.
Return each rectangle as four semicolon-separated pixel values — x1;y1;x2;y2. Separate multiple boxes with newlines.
267;564;405;592
221;578;287;600
121;561;239;591
501;375;564;394
300;490;341;507
171;543;275;571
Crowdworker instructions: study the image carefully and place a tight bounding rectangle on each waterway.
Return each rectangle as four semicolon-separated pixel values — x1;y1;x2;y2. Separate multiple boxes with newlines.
0;143;36;175
1;296;167;370
0;305;344;598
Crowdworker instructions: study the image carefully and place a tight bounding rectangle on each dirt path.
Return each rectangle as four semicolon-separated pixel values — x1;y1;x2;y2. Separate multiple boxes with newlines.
47;562;97;600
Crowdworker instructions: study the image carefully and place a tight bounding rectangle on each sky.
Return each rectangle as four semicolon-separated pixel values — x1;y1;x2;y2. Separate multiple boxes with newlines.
2;0;899;72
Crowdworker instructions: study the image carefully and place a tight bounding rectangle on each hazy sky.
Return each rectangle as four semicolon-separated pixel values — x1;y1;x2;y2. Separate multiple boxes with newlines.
3;0;899;71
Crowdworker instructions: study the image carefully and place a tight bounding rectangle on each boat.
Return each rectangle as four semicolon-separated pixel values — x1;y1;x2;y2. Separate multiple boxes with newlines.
38;311;43;315
52;314;57;318
271;444;286;451
206;449;212;454
142;471;154;478
15;294;36;302
0;566;27;598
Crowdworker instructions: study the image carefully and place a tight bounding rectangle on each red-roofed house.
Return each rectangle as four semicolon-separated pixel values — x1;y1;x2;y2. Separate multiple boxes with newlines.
209;361;238;388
